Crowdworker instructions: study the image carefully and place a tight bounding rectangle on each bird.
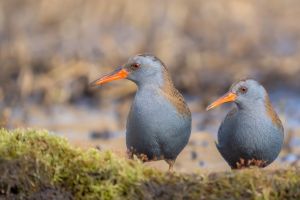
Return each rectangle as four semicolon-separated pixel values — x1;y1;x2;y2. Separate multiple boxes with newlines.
206;79;284;169
90;54;192;171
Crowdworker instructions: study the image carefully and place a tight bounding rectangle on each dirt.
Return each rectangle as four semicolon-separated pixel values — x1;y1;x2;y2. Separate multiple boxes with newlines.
71;132;287;173
0;156;73;200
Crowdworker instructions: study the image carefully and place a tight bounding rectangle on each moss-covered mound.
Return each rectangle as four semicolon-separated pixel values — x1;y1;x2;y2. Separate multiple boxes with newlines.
0;129;299;200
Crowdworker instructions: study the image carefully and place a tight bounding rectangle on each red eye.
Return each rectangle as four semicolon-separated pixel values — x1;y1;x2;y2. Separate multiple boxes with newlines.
131;63;140;69
239;86;248;94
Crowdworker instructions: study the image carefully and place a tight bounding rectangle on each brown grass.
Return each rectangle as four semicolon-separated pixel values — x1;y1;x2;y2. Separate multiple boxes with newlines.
0;0;300;129
1;0;300;100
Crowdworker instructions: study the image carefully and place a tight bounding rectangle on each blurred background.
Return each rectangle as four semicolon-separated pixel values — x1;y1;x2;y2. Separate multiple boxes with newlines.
0;0;300;172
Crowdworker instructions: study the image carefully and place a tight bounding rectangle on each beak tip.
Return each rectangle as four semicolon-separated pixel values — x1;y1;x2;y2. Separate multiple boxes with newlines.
206;105;213;111
89;80;102;87
89;82;97;87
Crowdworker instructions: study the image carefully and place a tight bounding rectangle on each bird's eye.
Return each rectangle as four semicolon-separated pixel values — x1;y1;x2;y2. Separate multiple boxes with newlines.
239;86;248;94
131;63;140;70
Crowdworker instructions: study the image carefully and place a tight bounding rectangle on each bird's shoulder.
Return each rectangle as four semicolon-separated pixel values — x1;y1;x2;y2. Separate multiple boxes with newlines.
161;88;191;117
160;84;191;117
157;66;191;117
264;95;284;132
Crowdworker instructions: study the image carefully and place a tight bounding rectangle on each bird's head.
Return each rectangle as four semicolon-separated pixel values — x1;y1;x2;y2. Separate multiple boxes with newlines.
206;79;267;111
90;54;165;87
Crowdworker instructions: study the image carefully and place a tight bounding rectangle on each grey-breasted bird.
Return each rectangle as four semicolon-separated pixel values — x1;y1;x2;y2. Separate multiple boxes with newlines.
90;54;191;171
206;79;284;169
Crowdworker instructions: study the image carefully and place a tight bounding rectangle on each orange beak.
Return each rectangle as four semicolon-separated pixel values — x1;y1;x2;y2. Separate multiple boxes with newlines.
206;92;237;111
90;67;129;86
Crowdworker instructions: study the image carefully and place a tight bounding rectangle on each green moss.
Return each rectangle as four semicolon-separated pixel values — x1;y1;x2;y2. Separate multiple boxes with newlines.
0;128;299;200
0;128;159;199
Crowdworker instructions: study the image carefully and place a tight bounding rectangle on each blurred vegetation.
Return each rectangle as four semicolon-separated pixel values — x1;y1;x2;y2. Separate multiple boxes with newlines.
1;0;300;109
0;128;300;199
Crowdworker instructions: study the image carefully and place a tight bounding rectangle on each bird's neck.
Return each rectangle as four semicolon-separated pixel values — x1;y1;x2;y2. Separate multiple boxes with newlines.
135;67;190;117
135;71;164;89
236;95;283;130
135;67;172;91
236;100;265;113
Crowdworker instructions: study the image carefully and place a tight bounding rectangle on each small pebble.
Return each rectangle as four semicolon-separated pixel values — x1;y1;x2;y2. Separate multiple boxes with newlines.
89;130;112;140
191;151;198;160
198;160;205;167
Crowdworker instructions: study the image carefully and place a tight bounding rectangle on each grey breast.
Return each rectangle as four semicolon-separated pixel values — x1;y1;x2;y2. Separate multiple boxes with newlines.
126;88;191;160
217;108;283;166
